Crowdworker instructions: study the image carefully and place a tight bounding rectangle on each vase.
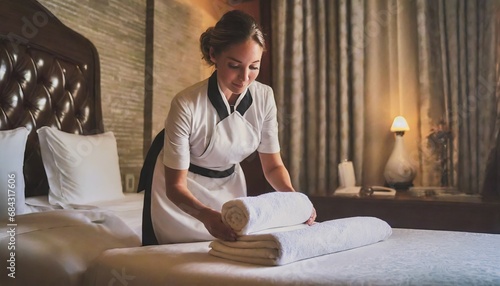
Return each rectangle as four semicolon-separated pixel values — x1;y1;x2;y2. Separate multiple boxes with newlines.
384;133;416;190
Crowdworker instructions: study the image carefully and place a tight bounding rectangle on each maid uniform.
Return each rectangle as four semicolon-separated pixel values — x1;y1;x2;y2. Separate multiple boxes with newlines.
148;72;280;244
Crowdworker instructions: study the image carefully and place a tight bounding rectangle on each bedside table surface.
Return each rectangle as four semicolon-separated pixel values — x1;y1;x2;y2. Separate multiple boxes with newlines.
309;192;500;234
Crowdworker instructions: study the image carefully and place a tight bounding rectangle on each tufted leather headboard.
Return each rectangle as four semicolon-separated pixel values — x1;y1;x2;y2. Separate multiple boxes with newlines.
0;0;104;197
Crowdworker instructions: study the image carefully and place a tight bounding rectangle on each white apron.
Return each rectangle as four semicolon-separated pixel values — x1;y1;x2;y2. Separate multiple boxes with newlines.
151;111;260;244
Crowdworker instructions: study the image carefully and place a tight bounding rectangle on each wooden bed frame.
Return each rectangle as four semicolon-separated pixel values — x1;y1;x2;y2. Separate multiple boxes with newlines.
0;0;103;197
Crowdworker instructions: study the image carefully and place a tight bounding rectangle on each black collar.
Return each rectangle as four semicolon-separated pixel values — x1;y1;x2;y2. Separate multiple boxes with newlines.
207;71;253;120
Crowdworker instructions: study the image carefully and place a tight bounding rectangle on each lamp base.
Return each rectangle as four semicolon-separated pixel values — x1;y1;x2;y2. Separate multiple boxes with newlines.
384;133;416;192
386;182;413;191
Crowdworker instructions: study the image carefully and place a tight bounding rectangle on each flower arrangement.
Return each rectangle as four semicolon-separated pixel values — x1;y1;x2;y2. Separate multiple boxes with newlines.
427;120;452;186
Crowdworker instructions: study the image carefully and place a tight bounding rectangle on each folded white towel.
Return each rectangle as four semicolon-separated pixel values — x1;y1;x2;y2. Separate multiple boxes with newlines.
210;216;392;266
221;192;313;235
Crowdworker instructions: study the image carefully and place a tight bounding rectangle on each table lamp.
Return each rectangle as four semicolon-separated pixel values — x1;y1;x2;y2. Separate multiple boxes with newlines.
384;116;416;190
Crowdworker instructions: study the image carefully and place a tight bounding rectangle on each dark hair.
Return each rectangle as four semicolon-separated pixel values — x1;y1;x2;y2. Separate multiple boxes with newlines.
200;10;265;66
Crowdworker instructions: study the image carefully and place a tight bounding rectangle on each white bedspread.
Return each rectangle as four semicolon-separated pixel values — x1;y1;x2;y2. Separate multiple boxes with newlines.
84;228;500;285
24;192;144;237
88;192;144;237
0;210;141;286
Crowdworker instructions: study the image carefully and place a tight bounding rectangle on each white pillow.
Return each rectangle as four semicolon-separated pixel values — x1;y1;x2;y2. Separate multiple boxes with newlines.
0;127;29;221
37;127;124;205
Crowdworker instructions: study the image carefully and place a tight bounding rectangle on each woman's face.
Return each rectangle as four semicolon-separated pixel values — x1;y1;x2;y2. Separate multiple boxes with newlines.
210;39;263;98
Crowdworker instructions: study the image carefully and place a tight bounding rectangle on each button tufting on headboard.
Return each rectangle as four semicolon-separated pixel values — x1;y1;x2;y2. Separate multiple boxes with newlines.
0;0;104;197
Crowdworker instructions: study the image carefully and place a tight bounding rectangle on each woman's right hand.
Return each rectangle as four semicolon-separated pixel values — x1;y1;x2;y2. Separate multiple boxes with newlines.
164;167;237;241
201;209;238;241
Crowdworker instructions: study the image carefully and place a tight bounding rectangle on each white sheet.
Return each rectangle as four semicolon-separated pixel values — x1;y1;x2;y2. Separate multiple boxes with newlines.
84;228;500;286
24;195;63;213
87;192;144;237
24;192;144;237
0;210;141;286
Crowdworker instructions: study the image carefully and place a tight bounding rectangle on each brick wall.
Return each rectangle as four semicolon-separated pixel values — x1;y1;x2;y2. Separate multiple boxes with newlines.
37;0;259;192
39;0;147;192
151;0;216;140
152;0;262;138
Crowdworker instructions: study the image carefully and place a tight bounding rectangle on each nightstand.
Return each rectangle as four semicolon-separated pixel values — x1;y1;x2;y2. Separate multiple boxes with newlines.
309;192;500;234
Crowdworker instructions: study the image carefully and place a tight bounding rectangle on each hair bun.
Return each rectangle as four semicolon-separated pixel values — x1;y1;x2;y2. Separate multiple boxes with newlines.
200;27;215;65
199;10;265;67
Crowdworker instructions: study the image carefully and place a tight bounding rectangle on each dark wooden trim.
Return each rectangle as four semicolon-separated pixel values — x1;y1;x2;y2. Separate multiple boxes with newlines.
258;0;272;86
143;0;154;157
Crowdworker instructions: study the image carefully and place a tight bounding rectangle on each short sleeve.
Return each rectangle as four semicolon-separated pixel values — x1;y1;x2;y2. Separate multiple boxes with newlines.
257;86;280;154
163;97;192;170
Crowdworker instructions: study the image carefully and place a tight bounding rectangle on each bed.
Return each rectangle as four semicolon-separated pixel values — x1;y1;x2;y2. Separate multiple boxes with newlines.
0;0;143;285
84;228;500;286
1;1;500;286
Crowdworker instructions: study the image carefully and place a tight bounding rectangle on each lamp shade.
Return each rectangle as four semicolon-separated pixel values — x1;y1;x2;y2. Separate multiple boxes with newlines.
390;116;410;132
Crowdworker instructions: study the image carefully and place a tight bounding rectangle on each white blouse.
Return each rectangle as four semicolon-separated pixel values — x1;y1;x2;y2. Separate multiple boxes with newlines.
151;74;282;243
163;77;281;170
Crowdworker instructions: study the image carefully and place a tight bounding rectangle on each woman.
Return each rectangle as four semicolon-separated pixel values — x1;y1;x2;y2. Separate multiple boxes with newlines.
151;10;316;244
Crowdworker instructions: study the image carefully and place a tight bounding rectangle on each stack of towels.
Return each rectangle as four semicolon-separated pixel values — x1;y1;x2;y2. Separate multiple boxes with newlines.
209;192;392;266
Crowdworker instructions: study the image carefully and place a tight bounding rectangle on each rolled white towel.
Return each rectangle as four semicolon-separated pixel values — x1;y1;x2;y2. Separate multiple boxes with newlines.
210;216;392;266
221;192;313;235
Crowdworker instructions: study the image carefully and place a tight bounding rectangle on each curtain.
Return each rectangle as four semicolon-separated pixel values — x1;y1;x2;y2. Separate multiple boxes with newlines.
480;2;500;197
271;0;499;195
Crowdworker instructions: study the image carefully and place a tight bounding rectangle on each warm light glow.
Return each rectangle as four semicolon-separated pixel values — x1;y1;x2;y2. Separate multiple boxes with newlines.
390;116;410;132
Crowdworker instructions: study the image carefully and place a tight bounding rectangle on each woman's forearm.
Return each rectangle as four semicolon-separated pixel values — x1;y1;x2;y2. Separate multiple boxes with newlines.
163;166;237;241
264;164;295;192
164;166;212;222
259;153;296;192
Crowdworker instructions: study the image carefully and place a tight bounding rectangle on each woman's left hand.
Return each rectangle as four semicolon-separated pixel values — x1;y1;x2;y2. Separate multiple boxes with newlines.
306;207;317;225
